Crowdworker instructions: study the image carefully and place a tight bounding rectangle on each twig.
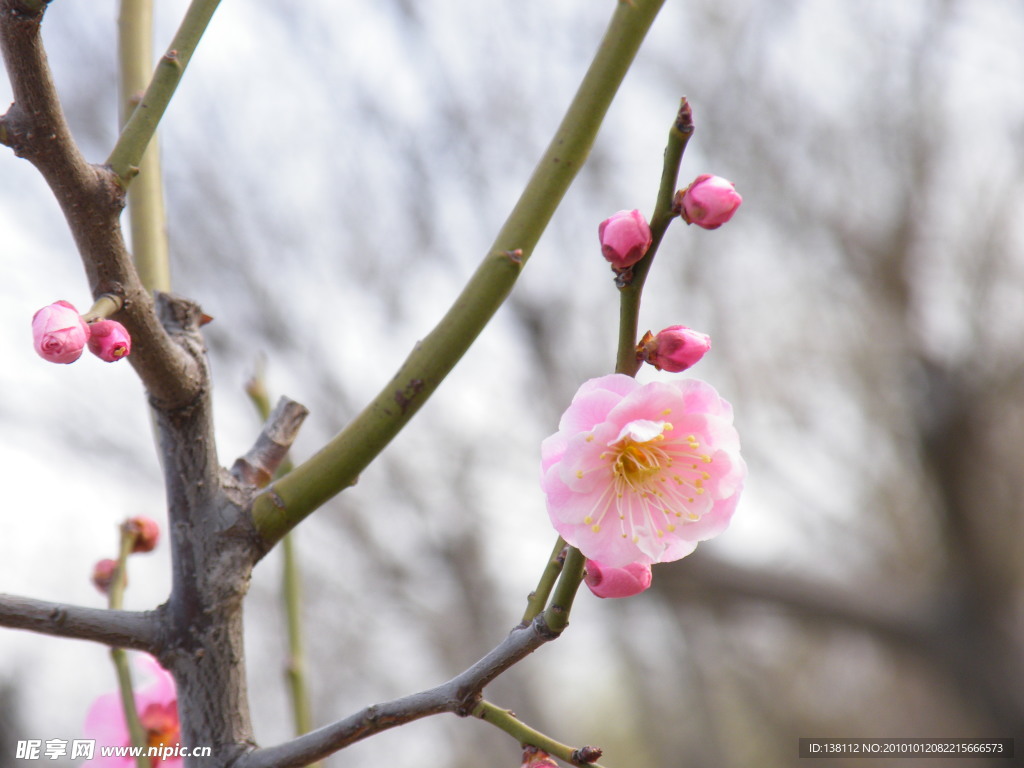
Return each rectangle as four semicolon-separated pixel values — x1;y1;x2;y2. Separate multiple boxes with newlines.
244;369;317;754
107;0;224;185
119;0;171;291
614;97;694;376
521;537;567;626
0;594;162;651
231;397;310;489
473;700;607;768
236;615;564;768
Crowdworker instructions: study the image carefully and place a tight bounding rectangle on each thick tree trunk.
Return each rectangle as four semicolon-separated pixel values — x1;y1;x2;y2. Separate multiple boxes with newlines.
150;294;261;765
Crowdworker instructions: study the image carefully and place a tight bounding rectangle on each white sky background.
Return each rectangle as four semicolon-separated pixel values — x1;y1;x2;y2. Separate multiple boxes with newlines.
2;0;1024;764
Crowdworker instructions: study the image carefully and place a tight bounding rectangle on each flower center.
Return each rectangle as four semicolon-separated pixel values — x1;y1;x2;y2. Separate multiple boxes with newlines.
612;435;667;489
140;702;180;760
581;418;714;543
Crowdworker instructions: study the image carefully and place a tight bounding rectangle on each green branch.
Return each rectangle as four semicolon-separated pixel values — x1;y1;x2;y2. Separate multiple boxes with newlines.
107;0;223;185
118;0;171;291
614;98;694;375
81;293;124;323
521;537;567;626
108;523;152;768
473;700;608;768
252;0;668;549
245;370;318;761
541;546;586;635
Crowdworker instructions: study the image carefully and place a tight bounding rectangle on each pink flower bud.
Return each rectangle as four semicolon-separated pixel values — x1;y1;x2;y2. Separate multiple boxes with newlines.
639;325;711;372
87;319;132;362
598;209;653;270
521;747;560;768
676;174;742;230
584;559;653;598
126;516;160;553
91;559;121;594
32;300;90;364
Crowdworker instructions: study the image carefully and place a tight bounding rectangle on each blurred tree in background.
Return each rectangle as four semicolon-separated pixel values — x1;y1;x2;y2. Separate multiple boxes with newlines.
2;0;1023;766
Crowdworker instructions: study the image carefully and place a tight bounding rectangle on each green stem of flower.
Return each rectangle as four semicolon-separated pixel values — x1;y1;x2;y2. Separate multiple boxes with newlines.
614;98;695;376
81;293;125;323
118;0;171;292
106;0;222;185
252;0;668;549
472;699;609;768
521;537;567;626
109;525;152;768
542;545;586;636
280;534;315;740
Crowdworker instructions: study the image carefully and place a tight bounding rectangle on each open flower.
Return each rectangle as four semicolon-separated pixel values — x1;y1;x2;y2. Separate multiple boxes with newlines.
541;374;745;567
32;300;90;363
83;654;181;766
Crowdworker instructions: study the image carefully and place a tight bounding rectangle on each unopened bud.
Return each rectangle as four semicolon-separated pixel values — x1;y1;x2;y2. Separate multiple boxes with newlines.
584;560;652;598
521;746;559;768
638;325;711;372
32;301;90;364
598;209;652;270
91;559;121;594
675;174;742;230
87;319;131;362
126;516;160;553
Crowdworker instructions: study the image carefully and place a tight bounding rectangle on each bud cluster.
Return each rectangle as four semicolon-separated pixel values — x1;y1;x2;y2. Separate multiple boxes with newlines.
91;516;161;595
31;301;131;365
576;166;744;600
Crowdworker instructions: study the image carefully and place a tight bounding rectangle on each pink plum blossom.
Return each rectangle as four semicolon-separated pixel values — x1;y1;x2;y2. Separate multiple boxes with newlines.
584;559;653;598
598;209;653;270
32;300;90;363
541;374;745;567
83;654;181;766
87;319;132;362
676;174;742;230
639;325;712;373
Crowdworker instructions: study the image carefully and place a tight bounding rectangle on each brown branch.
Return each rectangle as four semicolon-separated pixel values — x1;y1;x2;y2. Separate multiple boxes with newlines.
0;593;163;651
234;616;560;768
0;0;200;410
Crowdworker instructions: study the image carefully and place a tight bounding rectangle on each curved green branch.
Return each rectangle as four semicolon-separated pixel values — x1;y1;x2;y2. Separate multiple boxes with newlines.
252;0;668;548
107;0;222;185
